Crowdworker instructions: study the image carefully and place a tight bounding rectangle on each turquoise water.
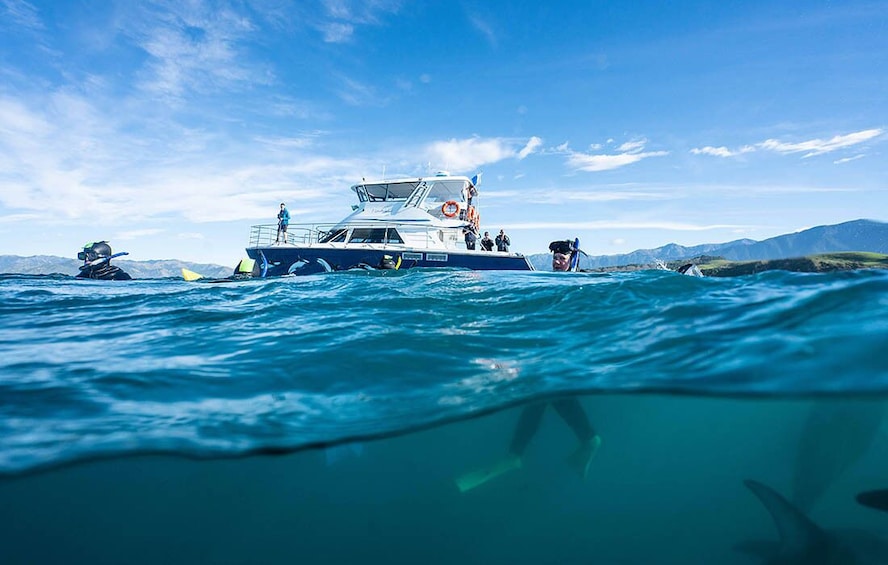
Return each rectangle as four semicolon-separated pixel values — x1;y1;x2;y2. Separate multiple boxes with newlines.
1;269;887;563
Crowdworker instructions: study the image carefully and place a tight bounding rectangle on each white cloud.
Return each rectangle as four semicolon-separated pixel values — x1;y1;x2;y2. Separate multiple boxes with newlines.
567;137;668;172
690;145;755;157
518;136;542;159
424;136;538;172
321;22;354;42
127;4;268;101
2;0;43;32
0;90;372;226
317;0;401;42
693;129;883;160
834;154;866;165
617;139;646;152
567;150;668;172
757;128;883;157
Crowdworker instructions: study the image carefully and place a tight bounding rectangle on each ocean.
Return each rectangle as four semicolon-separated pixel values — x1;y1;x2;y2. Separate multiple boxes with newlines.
1;269;887;564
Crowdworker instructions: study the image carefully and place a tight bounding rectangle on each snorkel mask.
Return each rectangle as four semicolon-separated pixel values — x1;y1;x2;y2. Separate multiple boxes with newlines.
549;238;581;271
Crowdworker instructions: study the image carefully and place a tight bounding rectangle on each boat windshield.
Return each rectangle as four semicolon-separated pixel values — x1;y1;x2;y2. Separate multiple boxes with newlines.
422;179;468;205
354;181;418;203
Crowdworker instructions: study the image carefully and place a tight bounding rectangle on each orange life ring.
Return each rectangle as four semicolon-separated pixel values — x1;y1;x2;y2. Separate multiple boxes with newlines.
466;206;478;222
441;200;459;217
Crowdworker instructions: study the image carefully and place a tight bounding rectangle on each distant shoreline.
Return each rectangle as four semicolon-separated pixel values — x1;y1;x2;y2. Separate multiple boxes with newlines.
589;252;888;276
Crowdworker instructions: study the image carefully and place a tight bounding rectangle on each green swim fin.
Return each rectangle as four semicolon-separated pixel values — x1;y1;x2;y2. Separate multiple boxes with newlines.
455;454;522;493
566;435;602;480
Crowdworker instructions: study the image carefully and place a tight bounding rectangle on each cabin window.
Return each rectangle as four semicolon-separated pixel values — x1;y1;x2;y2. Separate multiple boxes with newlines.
319;229;348;243
348;228;388;243
385;229;403;243
347;228;403;244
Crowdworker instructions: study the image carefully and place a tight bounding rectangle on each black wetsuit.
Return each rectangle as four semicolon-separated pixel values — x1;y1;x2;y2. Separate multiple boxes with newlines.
509;398;596;457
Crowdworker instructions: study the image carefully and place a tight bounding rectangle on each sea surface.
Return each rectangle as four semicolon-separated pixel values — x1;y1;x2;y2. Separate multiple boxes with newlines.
1;268;887;564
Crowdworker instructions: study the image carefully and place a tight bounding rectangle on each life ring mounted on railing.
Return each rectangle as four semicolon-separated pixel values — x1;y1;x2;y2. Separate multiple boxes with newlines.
441;200;459;218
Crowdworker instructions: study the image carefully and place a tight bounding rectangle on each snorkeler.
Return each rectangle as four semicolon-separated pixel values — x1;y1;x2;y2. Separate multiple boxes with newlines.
454;240;602;493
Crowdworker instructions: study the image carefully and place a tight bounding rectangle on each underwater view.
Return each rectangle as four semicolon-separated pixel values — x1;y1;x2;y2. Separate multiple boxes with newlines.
1;269;887;564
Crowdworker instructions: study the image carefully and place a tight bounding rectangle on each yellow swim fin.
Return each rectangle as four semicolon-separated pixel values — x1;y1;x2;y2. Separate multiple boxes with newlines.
455;454;522;493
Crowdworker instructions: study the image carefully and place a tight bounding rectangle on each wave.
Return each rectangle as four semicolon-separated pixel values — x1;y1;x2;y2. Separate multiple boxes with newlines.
1;268;887;475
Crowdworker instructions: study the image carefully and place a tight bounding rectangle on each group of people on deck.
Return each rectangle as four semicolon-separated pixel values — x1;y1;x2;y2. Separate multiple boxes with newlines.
464;227;510;252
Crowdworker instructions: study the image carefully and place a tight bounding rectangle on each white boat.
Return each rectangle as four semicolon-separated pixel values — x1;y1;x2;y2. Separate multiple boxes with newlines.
244;172;533;276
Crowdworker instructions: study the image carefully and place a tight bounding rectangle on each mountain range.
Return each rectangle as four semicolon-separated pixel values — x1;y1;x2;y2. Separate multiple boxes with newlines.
2;219;885;277
0;256;233;279
528;219;888;270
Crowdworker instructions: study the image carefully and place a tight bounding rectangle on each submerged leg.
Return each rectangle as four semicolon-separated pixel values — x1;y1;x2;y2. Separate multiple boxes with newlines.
551;398;595;443
454;403;546;493
509;402;548;457
552;397;601;480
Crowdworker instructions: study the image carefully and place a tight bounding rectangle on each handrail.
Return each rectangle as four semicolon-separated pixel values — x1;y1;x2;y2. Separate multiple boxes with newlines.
247;221;470;249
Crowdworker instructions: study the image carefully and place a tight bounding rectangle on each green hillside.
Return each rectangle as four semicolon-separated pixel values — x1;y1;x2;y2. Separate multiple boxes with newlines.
689;252;888;277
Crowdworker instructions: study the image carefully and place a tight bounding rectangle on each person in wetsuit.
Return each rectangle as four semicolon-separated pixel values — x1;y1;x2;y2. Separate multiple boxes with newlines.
454;240;601;493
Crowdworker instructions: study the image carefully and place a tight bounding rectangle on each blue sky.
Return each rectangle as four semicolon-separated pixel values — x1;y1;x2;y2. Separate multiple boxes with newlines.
1;1;885;266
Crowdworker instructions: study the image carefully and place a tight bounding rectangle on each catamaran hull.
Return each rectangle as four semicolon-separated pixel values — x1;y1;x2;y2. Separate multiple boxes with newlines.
245;246;534;277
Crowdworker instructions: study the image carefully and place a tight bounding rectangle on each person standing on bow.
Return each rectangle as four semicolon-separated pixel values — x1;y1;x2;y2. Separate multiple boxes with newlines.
495;229;510;252
276;202;290;243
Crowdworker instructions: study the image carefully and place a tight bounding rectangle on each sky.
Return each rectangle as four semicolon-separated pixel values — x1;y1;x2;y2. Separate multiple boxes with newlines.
0;0;886;266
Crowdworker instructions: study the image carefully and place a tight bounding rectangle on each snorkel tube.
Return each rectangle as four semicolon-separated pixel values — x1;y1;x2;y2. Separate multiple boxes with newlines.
569;237;581;272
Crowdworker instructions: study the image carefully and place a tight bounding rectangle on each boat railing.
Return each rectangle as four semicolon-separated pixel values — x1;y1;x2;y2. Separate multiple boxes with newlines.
248;222;466;250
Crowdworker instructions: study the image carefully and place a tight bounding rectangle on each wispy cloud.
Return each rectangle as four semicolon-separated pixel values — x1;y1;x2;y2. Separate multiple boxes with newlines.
468;13;497;47
336;75;389;106
0;89;371;225
758;128;883;157
692;128;884;159
425;136;540;172
317;0;401;43
1;0;43;32
690;145;755;157
125;3;268;101
834;154;866;165
320;21;354;42
566;138;668;172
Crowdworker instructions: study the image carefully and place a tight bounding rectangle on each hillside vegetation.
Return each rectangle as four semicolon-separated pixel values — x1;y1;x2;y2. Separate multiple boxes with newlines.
689;252;888;277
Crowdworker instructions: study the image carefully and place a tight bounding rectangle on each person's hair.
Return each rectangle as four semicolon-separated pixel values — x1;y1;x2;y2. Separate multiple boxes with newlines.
280;202;286;206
